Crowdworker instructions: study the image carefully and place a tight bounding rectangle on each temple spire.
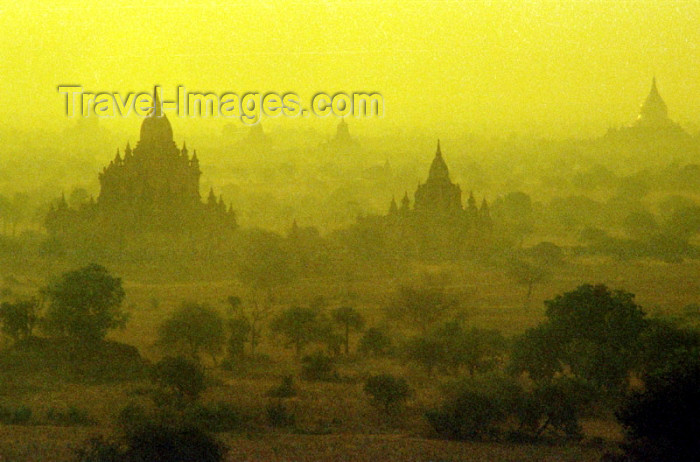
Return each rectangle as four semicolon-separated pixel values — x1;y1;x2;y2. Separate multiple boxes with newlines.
636;77;669;127
427;139;450;182
389;196;398;215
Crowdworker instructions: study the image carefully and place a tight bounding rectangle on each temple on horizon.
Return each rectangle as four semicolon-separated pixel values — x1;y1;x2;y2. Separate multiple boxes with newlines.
604;77;690;140
46;89;236;242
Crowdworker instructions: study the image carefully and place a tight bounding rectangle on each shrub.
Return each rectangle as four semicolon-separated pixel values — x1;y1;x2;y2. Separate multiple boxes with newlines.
301;351;338;382
151;356;206;401
77;422;226;462
0;404;32;425
265;400;296;428
184;402;243;433
426;389;507;441
117;402;151;431
157;303;226;364
514;377;594;439
363;374;410;413
73;436;123;462
42;264;127;343
425;375;521;441
0;298;39;342
616;358;700;462
46;405;93;426
359;327;392;357
267;376;297;398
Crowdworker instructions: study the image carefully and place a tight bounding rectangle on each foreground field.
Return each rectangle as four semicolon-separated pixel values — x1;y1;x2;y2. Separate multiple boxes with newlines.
0;254;695;461
0;427;607;462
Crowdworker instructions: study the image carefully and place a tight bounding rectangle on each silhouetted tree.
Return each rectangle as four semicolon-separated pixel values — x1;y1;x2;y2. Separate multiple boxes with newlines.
386;287;457;335
236;231;299;356
665;204;700;240
405;321;506;376
0;298;40;342
270;306;323;357
515;377;594;438
225;316;250;360
158;302;226;365
506;259;549;307
43;264;127;343
363;374;410;413
151;356;206;401
75;422;225;462
359;326;393;357
332;306;364;355
510;284;646;394
616;358;700;462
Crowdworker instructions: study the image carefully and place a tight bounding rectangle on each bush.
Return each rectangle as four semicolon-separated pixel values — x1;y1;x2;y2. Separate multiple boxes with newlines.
265;400;296;428
616;358;700;461
426;389;507;441
157;303;226;364
43;264;127;343
514;377;593;439
363;374;410;413
151;356;206;401
425;375;522;441
0;404;32;425
75;422;226;462
184;402;243;433
359;327;393;357
73;436;122;462
47;405;93;426
267;376;297;398
300;351;338;382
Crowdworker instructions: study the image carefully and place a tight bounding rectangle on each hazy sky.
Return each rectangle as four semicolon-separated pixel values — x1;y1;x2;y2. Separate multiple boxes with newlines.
2;0;700;138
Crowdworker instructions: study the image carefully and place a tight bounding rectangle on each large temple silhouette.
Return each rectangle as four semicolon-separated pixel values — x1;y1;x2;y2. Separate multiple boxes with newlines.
46;89;236;249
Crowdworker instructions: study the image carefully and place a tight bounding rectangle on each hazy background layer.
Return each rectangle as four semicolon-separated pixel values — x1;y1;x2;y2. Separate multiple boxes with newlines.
2;0;700;139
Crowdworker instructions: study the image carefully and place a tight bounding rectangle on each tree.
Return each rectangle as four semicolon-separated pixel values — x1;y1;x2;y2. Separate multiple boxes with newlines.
616;358;700;462
363;374;410;413
385;287;457;335
75;422;225;462
510;284;647;393
300;351;337;381
623;211;659;240
515;377;594;438
43;264;127;343
226;316;251;359
665;205;700;240
405;322;506;376
425;376;519;441
332;306;364;355
359;327;393;357
236;230;299;356
635;319;700;377
151;356;206;401
435;322;507;376
158;302;226;365
507;259;549;307
404;335;444;376
508;324;563;381
0;298;40;342
270;306;323;357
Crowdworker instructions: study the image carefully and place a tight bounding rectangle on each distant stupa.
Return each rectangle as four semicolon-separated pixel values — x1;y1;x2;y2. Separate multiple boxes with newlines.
634;77;673;129
413;140;463;214
603;77;689;141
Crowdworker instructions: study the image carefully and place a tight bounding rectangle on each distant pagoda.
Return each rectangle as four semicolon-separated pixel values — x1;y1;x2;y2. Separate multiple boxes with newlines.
350;140;492;260
605;77;689;140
